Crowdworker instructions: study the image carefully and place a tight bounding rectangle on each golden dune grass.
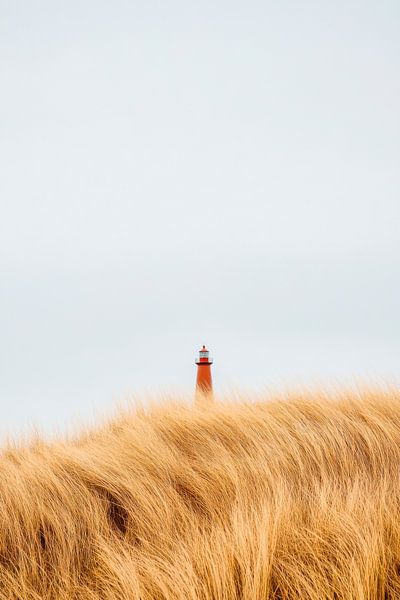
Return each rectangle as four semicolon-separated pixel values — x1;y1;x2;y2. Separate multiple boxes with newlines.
1;390;400;599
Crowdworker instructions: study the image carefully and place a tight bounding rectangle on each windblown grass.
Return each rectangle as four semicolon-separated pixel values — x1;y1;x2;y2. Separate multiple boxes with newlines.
1;390;400;599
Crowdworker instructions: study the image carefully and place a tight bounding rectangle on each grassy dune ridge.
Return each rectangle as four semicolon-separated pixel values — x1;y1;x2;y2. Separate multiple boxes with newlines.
1;390;400;599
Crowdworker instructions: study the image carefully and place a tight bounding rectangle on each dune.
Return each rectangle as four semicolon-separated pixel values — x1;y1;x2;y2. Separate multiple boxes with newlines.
1;390;400;599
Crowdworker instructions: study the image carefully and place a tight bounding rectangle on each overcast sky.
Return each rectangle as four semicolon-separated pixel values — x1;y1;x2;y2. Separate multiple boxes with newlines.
1;0;399;437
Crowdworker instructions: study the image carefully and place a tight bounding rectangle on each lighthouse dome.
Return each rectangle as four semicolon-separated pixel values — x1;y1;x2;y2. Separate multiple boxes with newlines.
195;345;213;365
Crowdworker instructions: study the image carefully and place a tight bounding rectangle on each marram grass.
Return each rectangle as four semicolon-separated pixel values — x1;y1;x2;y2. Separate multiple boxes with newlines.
1;390;400;599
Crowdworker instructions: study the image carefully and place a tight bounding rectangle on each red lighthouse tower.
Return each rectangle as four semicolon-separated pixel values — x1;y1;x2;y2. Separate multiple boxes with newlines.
195;345;213;395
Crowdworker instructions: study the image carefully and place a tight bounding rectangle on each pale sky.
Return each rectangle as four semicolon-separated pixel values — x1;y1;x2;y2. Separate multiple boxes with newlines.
1;0;399;436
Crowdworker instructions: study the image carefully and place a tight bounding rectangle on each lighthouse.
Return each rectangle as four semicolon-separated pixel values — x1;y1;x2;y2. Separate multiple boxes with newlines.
195;345;213;396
